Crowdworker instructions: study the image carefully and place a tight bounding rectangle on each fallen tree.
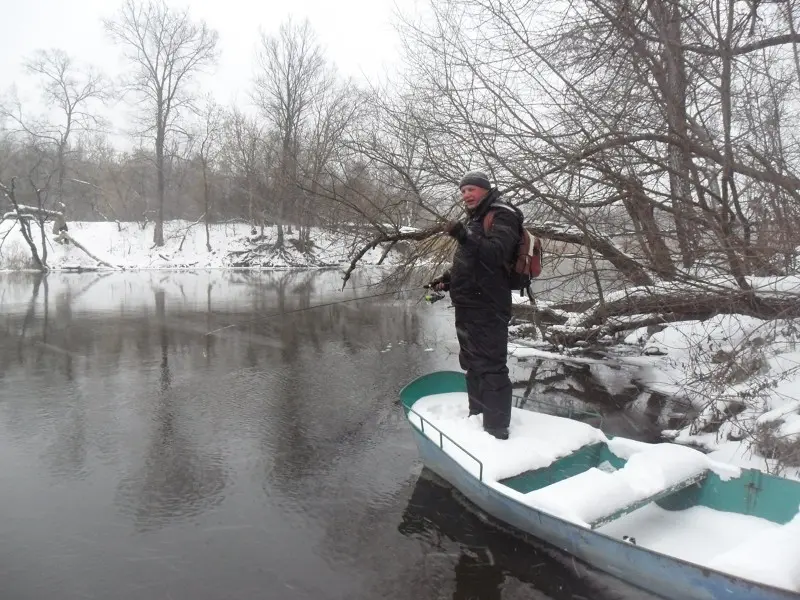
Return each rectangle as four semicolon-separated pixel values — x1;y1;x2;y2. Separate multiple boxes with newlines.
0;179;47;270
526;222;653;286
58;232;120;269
345;219;654;288
538;287;800;347
1;179;122;271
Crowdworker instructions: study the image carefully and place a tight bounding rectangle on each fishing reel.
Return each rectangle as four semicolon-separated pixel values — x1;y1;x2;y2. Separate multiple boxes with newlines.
422;283;446;304
424;290;445;304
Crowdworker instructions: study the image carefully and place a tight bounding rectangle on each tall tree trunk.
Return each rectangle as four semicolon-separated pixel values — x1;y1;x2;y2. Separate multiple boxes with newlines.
276;136;293;247
3;179;45;270
276;218;284;246
154;122;166;246
203;159;212;252
720;0;750;290
248;181;254;229
623;181;676;278
56;112;71;209
652;0;696;267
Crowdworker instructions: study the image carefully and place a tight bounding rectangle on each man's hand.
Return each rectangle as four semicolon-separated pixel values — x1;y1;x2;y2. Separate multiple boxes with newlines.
428;273;450;292
442;220;467;242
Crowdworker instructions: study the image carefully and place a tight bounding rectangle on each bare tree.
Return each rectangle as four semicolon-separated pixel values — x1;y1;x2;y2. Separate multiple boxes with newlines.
21;49;110;208
105;0;218;246
192;98;223;251
221;108;268;229
363;0;800;316
253;18;325;248
0;178;46;270
0;49;109;267
297;76;361;246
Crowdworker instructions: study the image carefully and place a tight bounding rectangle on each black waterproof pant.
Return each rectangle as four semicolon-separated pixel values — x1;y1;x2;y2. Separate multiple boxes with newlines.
454;307;512;430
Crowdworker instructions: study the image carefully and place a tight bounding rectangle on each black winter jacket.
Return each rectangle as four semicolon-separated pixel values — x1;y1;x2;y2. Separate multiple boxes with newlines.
445;189;521;316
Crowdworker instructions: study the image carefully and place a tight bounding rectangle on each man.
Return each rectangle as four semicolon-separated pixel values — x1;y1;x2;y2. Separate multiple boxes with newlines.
430;171;521;440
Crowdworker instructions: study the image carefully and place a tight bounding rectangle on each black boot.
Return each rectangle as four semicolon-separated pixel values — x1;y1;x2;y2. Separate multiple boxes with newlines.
484;427;509;440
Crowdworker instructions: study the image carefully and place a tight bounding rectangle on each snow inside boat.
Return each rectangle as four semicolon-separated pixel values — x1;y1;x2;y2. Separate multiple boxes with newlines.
400;371;800;600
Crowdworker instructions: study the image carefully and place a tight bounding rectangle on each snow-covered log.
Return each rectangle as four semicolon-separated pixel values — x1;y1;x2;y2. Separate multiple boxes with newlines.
60;232;120;269
545;289;800;346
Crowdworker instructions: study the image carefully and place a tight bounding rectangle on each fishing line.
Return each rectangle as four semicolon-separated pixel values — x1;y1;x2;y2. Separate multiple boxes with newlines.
205;287;426;336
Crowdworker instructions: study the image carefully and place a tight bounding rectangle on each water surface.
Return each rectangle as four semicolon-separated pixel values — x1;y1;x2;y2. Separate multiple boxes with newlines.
0;270;651;600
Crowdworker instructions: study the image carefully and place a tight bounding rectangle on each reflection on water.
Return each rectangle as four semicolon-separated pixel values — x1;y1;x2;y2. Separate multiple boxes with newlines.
398;470;658;600
114;287;228;531
0;269;644;600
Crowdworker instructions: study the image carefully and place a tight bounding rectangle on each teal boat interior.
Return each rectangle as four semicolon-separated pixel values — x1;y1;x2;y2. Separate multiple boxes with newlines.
498;439;799;526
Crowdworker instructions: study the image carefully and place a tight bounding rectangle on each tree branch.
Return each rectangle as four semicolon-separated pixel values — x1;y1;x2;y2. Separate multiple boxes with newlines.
341;225;440;289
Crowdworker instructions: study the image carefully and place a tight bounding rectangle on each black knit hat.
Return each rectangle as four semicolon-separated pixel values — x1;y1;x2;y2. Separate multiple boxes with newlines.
459;170;492;190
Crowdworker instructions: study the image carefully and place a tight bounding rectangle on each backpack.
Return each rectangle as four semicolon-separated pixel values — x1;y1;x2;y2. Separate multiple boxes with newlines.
483;202;542;301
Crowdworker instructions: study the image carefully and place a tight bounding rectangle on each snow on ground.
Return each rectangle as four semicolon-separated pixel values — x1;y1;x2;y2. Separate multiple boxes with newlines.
618;314;800;479
749;275;800;296
0;220;401;271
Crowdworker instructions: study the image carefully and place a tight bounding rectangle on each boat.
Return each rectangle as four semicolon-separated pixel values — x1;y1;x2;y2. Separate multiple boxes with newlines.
400;370;800;600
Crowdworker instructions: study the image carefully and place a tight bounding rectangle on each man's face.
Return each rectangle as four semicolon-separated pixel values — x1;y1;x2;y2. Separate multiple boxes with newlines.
460;185;489;210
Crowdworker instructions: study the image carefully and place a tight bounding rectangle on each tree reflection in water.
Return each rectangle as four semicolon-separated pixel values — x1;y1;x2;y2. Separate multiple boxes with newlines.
114;288;228;531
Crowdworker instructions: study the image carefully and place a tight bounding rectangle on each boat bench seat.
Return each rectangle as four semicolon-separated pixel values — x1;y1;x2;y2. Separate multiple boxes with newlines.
585;469;708;529
523;449;709;529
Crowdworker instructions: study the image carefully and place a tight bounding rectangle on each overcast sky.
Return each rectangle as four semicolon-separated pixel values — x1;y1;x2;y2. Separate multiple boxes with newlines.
0;0;411;137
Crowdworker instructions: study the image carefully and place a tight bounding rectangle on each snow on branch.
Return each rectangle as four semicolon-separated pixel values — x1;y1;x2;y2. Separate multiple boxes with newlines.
2;203;63;219
2;212;34;221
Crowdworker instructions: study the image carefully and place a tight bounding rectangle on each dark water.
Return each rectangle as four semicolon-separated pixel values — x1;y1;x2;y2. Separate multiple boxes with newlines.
0;270;651;600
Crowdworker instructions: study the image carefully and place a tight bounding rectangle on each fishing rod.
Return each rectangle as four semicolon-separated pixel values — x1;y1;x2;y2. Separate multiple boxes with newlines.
205;286;440;336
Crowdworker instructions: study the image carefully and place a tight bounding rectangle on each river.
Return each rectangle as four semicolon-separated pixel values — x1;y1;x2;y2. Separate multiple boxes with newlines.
0;269;654;600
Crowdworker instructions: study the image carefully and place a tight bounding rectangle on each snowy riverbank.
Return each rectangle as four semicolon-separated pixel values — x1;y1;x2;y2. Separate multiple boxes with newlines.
622;315;800;479
0;219;401;271
508;314;800;480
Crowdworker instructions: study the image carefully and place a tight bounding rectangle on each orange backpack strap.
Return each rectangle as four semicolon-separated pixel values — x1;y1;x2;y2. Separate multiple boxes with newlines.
482;202;517;233
483;211;495;232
